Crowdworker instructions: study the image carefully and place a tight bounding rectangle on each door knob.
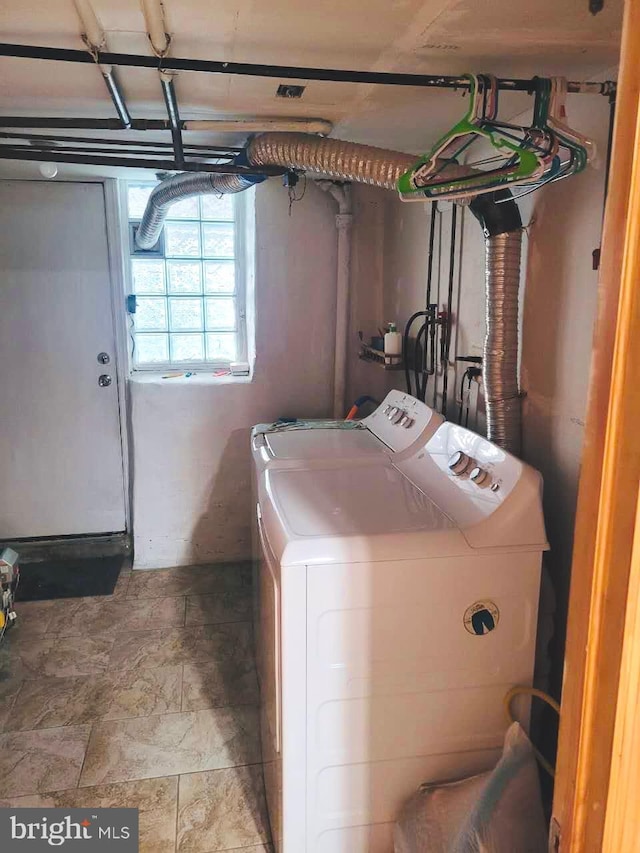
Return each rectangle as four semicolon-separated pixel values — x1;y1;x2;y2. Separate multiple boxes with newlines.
98;374;112;387
97;352;110;364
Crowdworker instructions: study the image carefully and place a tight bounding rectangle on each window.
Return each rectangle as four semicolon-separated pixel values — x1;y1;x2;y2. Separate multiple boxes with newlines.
125;182;248;370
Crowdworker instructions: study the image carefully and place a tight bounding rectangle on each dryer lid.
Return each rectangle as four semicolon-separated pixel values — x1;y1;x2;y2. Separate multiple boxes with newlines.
268;464;454;537
259;463;467;566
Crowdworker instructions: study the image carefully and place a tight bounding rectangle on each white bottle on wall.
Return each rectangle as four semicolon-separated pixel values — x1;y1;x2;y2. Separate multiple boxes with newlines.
384;322;402;365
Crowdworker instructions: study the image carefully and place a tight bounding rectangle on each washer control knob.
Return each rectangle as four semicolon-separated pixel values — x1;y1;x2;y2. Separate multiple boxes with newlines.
391;408;406;424
400;415;414;428
448;451;472;476
383;405;392;415
387;406;398;420
470;466;490;486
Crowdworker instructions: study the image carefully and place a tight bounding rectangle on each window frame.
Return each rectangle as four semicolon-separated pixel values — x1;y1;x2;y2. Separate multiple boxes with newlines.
122;181;248;373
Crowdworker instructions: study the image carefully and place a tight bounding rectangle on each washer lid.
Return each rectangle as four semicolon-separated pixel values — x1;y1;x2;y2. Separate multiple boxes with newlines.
264;427;387;461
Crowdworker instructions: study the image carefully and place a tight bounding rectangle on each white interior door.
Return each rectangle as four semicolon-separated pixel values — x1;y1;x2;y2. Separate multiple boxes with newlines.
0;180;126;538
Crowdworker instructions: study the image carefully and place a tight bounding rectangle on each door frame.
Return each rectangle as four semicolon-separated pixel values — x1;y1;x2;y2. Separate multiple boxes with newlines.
103;178;132;535
551;0;640;848
0;177;131;548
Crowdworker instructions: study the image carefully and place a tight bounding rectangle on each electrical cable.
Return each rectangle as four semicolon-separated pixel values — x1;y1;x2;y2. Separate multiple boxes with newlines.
457;368;469;424
503;686;560;778
403;310;429;397
415;322;428;402
464;372;473;427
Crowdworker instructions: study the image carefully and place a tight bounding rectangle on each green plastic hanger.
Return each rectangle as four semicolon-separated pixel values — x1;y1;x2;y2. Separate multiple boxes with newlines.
398;74;543;201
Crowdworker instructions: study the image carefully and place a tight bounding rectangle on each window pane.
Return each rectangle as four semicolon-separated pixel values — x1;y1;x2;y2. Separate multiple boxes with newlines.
170;333;204;362
169;297;204;331
127;181;243;370
202;222;234;258
136;297;168;331
167;260;202;294
132;258;165;294
204;260;235;294
128;185;155;219
206;332;237;361
136;333;168;364
201;194;234;221
205;298;236;330
165;196;199;220
165;222;201;257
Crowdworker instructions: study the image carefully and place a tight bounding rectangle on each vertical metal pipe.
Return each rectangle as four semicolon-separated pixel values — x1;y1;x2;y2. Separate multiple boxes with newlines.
160;72;184;168
425;201;438;308
441;204;457;418
101;67;131;129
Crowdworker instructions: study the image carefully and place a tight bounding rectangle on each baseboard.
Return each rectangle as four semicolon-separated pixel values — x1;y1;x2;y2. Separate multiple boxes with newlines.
4;533;132;563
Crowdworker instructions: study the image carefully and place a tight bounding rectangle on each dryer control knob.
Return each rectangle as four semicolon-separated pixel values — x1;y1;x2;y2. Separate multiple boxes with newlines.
448;451;472;475
470;466;490;486
391;408;406;424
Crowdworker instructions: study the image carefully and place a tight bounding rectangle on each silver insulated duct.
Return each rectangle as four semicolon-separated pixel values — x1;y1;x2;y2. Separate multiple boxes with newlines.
135;133;418;250
246;132;416;189
470;191;523;455
135;171;263;250
135;133;524;455
483;231;523;454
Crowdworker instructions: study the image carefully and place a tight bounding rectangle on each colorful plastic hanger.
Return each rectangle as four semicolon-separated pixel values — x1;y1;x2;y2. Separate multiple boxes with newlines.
398;74;544;202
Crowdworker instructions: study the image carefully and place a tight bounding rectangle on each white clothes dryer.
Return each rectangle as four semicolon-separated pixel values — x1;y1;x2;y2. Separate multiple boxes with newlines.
255;420;548;853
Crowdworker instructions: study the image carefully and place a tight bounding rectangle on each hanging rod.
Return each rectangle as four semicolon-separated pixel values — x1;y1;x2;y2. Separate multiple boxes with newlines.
0;42;616;96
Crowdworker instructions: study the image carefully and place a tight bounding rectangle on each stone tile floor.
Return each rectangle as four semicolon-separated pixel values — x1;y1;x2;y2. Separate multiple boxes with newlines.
0;563;272;853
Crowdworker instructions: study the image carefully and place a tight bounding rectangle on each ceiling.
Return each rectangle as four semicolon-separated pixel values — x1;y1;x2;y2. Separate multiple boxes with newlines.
0;0;624;176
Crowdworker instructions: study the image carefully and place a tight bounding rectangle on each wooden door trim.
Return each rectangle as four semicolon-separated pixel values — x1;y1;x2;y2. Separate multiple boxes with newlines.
552;1;640;848
603;490;640;850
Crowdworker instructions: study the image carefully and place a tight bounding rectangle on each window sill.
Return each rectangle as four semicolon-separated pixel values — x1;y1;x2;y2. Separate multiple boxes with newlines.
128;371;253;386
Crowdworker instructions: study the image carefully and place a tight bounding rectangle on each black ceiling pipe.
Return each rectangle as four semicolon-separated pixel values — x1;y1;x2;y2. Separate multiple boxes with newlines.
0;147;285;174
0;42;615;95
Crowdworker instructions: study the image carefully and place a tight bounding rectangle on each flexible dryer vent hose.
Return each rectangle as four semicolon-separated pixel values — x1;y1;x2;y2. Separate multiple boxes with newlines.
135;133;523;456
470;190;523;456
134;170;263;250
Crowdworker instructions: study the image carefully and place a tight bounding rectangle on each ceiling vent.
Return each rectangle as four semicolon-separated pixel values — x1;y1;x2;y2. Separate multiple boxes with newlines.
276;84;306;99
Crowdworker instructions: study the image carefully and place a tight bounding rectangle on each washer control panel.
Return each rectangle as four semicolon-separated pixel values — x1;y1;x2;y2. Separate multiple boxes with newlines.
364;390;442;454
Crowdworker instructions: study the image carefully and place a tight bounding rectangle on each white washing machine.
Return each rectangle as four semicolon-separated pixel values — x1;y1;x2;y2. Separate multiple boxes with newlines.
255;421;548;853
251;389;443;477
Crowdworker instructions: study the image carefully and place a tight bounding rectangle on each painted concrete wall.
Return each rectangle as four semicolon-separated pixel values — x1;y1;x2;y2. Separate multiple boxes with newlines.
346;189;486;426
347;93;611;693
131;180;337;568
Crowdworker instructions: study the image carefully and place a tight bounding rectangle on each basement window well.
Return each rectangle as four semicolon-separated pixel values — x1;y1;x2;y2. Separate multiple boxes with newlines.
124;182;253;371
